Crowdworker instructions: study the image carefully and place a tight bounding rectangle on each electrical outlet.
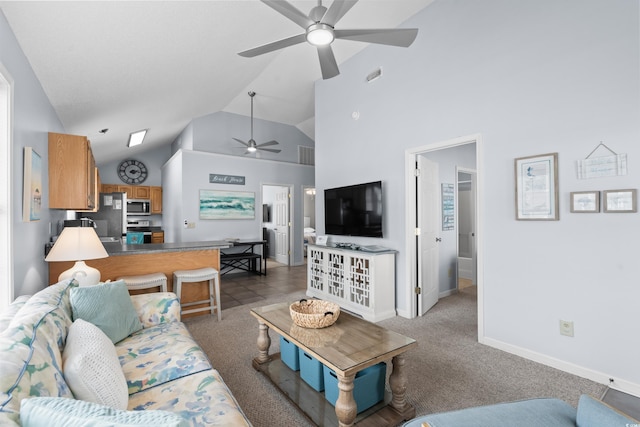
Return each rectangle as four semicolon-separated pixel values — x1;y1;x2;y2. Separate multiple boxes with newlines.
183;220;188;229
559;320;574;337
448;268;452;277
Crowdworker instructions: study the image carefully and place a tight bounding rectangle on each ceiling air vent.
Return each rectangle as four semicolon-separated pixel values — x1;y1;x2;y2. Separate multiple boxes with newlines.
298;146;315;166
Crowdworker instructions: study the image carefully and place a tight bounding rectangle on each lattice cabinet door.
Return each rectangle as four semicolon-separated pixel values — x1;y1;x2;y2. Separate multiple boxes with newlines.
347;255;372;309
326;251;346;300
307;246;325;293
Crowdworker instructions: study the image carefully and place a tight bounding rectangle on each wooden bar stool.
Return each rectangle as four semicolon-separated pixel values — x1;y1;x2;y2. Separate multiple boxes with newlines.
117;272;168;293
173;267;221;320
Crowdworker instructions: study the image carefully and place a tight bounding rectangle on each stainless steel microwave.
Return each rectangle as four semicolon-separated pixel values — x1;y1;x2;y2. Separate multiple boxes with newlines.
127;199;151;216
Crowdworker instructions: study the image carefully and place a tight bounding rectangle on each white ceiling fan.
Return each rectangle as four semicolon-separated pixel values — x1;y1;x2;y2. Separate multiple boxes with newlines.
233;91;281;155
238;0;419;80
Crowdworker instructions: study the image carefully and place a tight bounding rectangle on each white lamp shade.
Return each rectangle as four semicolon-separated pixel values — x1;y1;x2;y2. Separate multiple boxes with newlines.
45;227;108;286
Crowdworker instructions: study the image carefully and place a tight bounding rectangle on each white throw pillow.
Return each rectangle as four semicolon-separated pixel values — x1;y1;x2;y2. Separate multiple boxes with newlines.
62;319;129;409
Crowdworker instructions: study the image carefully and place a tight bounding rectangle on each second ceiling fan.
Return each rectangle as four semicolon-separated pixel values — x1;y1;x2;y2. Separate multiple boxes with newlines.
233;91;281;155
238;0;419;79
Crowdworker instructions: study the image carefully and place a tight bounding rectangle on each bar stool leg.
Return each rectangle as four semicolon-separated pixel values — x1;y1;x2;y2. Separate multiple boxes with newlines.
213;272;221;321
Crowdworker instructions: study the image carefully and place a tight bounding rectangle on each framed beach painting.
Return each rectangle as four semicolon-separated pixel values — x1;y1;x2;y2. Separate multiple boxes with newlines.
514;153;559;220
199;189;255;220
23;147;42;222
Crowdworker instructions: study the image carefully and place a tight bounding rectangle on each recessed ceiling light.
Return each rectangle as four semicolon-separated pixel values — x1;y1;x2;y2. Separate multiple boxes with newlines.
127;129;147;147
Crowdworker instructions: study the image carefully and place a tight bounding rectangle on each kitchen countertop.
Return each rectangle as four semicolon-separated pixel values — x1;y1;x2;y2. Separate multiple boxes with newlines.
102;240;231;256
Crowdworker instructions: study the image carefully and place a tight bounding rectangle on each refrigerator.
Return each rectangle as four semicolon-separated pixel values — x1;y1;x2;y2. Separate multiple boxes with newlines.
86;193;127;241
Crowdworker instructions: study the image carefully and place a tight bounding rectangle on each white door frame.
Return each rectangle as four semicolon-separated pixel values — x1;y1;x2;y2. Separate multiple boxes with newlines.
0;63;14;309
404;134;484;340
261;183;294;266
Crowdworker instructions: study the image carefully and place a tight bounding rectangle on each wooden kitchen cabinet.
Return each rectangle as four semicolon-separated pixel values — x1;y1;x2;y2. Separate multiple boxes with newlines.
151;231;164;243
133;186;150;199
117;185;134;199
101;184;119;193
48;132;98;210
150;186;162;214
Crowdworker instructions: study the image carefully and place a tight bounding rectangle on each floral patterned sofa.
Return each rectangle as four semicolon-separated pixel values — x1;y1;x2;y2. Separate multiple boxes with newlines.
0;279;252;426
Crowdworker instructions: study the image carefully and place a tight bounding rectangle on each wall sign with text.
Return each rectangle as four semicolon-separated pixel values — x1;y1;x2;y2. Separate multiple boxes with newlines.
209;174;245;185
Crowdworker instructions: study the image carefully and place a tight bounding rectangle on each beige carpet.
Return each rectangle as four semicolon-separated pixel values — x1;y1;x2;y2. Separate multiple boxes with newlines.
185;287;606;427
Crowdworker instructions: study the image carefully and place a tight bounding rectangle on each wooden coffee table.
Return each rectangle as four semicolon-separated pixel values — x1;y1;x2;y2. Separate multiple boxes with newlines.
250;302;416;427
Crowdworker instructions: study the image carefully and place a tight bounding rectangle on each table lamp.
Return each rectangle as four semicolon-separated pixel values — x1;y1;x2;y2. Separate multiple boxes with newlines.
45;226;109;286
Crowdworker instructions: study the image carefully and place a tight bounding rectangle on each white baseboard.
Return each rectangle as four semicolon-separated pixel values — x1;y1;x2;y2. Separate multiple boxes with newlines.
481;337;640;398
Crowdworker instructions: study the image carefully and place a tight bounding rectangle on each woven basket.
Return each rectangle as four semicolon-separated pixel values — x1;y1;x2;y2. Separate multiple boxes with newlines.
290;299;340;329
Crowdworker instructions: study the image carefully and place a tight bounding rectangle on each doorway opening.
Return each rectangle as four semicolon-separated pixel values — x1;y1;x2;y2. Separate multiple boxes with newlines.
302;186;316;258
456;168;477;290
405;134;483;338
261;184;292;266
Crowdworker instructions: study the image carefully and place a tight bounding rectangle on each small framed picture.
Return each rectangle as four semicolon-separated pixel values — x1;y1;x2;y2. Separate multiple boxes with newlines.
315;235;328;246
570;191;600;213
603;189;637;213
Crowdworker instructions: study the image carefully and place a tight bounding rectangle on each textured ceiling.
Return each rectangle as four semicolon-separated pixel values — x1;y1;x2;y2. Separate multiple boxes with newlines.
1;0;433;164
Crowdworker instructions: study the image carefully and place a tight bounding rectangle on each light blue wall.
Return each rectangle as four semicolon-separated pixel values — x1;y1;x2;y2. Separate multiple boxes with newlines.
163;150;314;265
1;10;66;297
185;111;314;164
315;0;639;392
98;144;172;187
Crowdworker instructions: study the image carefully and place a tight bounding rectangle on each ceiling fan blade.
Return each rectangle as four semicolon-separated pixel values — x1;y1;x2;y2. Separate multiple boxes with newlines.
258;148;282;153
233;137;250;147
238;33;306;57
321;0;358;26
334;28;419;47
317;45;340;80
261;0;314;29
256;140;279;148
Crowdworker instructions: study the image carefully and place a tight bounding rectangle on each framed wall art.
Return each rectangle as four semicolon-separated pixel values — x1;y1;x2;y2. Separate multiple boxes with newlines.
603;189;637;213
441;183;455;231
23;147;42;222
514;153;559;220
570;191;600;213
199;189;255;220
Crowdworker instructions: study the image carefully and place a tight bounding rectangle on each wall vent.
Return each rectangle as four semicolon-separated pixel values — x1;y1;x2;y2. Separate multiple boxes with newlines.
298;146;315;166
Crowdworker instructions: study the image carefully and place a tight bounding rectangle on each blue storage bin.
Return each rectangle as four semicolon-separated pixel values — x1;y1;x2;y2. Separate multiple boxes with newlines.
323;362;386;413
280;336;300;371
299;350;324;391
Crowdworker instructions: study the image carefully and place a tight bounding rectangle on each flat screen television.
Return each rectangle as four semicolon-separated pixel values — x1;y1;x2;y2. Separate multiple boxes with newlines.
324;181;383;238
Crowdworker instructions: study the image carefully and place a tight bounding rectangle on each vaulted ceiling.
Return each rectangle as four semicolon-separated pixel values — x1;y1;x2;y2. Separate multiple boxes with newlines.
0;0;433;164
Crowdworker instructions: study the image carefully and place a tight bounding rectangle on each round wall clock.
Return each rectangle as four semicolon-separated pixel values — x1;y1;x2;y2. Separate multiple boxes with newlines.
118;159;148;184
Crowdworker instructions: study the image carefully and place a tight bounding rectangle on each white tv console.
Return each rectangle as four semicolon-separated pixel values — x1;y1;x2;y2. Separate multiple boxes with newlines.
306;244;396;322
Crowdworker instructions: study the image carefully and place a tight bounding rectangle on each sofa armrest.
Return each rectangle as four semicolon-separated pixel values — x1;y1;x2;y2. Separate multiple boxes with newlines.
130;292;181;328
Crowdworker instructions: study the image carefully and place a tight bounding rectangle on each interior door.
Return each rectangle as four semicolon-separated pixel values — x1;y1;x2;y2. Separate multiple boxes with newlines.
274;186;290;265
417;156;440;316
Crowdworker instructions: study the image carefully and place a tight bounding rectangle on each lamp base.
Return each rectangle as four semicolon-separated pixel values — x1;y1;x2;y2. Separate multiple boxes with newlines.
58;261;101;286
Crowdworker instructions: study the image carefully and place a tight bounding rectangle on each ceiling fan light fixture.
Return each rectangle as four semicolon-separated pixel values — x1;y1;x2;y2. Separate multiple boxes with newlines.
306;23;334;46
247;146;257;153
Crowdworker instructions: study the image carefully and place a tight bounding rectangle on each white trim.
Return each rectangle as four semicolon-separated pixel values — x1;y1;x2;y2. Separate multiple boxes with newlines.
0;63;14;308
404;134;484;343
483;337;640;397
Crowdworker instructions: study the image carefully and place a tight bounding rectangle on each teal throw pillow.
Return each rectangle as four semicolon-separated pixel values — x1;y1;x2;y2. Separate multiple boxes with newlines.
576;394;639;427
70;280;143;344
21;397;189;427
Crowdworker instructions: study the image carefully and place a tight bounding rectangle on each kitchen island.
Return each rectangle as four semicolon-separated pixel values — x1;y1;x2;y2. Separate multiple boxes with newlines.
48;240;230;318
